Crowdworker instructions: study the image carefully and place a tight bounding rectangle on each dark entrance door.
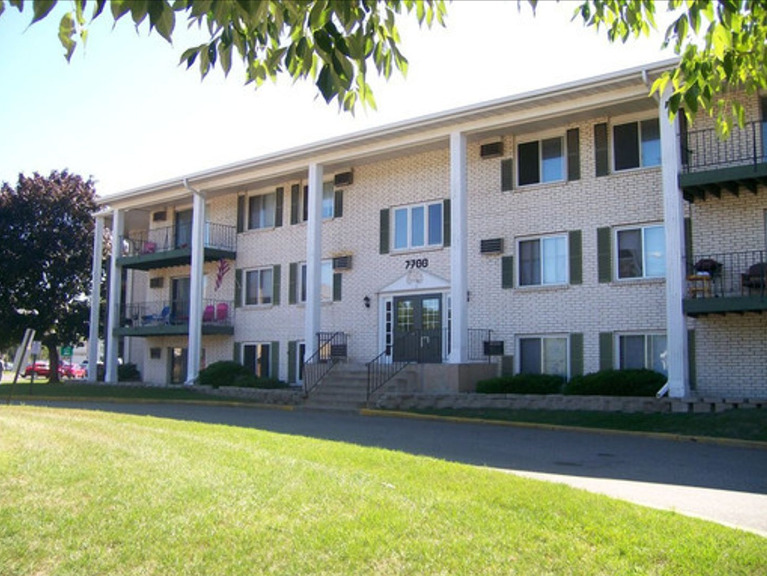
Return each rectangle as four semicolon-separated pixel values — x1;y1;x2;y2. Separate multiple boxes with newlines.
169;347;188;384
171;277;191;325
175;209;193;249
392;293;443;363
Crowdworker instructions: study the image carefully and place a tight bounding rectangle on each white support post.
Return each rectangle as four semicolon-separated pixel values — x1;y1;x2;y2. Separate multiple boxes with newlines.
660;87;690;398
449;132;468;363
185;183;206;385
87;215;105;382
304;163;323;360
105;209;123;384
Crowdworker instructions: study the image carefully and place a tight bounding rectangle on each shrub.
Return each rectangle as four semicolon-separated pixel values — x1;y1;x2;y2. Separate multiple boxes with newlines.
199;361;289;389
476;373;565;395
564;369;667;397
117;363;141;382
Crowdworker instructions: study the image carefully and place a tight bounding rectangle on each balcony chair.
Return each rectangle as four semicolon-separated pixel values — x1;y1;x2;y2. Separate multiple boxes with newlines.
741;262;767;295
215;302;229;323
202;305;215;322
140;241;157;255
142;306;170;325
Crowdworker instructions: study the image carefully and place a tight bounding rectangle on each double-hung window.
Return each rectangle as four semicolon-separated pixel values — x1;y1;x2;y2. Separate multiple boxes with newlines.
618;333;667;375
617;225;665;279
519;336;568;377
243;343;272;378
613;119;661;171
518;136;564;186
248;192;276;229
244;268;273;306
300;260;333;303
519;235;568;286
393;201;443;251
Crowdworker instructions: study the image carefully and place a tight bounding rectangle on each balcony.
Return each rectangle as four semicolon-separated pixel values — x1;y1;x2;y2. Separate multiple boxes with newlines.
679;121;767;202
683;250;766;317
117;222;236;271
115;299;235;337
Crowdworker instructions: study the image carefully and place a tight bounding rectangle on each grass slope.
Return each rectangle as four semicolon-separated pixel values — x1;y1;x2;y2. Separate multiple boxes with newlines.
0;406;765;575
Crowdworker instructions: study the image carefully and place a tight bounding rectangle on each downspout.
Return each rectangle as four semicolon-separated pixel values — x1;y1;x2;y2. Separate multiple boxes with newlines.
642;69;661;104
183;178;206;385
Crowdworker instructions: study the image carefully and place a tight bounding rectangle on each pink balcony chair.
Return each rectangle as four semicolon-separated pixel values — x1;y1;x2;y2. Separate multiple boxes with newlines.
216;302;229;322
202;305;215;322
141;241;157;255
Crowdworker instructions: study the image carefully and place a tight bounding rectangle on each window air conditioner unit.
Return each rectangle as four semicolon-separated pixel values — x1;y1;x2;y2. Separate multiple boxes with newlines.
333;255;352;270
334;171;353;187
152;210;167;222
480;142;503;159
480;238;504;254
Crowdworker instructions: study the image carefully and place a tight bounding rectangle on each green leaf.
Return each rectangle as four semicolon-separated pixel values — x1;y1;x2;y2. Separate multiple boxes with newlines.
57;11;77;61
130;0;149;26
147;0;175;43
110;0;131;21
31;0;56;24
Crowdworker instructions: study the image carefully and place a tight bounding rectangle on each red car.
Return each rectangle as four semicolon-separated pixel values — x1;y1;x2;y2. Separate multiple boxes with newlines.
24;361;51;377
60;362;86;378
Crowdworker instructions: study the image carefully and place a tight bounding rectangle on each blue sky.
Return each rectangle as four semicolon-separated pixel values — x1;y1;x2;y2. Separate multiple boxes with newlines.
0;1;671;197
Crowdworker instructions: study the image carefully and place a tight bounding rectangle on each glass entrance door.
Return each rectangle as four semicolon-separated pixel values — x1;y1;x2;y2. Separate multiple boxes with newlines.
175;209;193;249
169;347;188;384
392;294;443;363
171;277;190;324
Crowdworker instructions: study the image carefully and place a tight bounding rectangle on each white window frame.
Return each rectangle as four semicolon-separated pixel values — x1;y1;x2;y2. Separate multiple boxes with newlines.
248;191;276;230
242;342;272;378
517;335;569;378
517;234;568;287
617;332;668;375
615;224;666;280
391;201;443;251
517;135;565;186
243;267;274;307
299;260;333;303
612;117;661;171
295;181;336;223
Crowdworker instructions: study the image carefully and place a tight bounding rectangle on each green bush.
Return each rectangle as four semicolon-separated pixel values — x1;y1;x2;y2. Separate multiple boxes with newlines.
564;369;667;397
199;361;288;389
117;363;141;382
476;373;565;395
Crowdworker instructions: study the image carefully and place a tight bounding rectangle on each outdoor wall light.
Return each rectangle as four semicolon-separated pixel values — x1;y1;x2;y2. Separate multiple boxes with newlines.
363;296;371;308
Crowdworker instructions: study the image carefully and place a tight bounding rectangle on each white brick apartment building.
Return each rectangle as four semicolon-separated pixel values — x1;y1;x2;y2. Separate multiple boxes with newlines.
88;60;767;400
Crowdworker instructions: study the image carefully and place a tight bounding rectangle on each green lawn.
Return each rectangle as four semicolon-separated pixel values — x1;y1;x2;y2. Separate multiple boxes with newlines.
0;406;765;575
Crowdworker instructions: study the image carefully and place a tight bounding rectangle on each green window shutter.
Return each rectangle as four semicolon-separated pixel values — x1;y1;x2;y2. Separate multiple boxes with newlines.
568;230;582;285
290;184;300;225
567;128;580;181
679;111;690;167
334;190;343;218
302;185;309;222
287;340;297;384
233;341;241;364
501;158;514;191
333;272;342;302
443;198;451;247
236;195;245;233
272;264;281;306
594;123;609;177
275;187;284;227
684;217;693;274
599;332;614;371
597;227;612;283
234;268;243;308
379;209;390;254
270;341;280;380
687;329;696;391
288;262;297;305
569;333;584;378
501;255;514;289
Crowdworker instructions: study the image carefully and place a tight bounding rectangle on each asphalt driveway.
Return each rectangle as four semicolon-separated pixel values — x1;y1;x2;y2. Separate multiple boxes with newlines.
14;400;767;537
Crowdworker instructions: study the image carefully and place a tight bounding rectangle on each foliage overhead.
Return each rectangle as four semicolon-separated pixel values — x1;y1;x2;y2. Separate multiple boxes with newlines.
0;0;446;112
0;170;98;380
570;0;767;135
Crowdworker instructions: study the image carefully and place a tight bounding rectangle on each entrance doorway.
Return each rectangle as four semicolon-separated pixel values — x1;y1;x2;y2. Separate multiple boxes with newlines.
169;347;188;384
171;277;191;324
392;293;443;363
175;209;193;249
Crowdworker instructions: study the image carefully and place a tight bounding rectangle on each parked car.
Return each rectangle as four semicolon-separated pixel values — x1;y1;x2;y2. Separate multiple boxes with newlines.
24;361;51;377
60;361;86;379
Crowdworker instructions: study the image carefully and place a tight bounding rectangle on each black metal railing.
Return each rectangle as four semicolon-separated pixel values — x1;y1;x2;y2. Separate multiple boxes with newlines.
120;298;234;328
302;332;348;395
366;328;496;401
686;250;766;299
120;221;236;257
681;120;767;173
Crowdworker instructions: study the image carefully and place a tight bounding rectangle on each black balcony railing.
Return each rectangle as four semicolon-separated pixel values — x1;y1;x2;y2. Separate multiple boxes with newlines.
120;299;234;328
681;120;767;173
686;250;766;299
120;221;236;257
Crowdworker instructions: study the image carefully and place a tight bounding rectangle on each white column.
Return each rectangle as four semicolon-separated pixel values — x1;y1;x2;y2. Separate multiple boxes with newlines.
105;209;123;383
87;215;105;382
186;186;206;384
449;131;468;363
304;163;323;359
660;88;689;398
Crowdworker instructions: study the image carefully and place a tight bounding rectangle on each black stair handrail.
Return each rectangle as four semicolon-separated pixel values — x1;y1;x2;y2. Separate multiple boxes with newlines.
302;332;348;395
366;344;412;404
